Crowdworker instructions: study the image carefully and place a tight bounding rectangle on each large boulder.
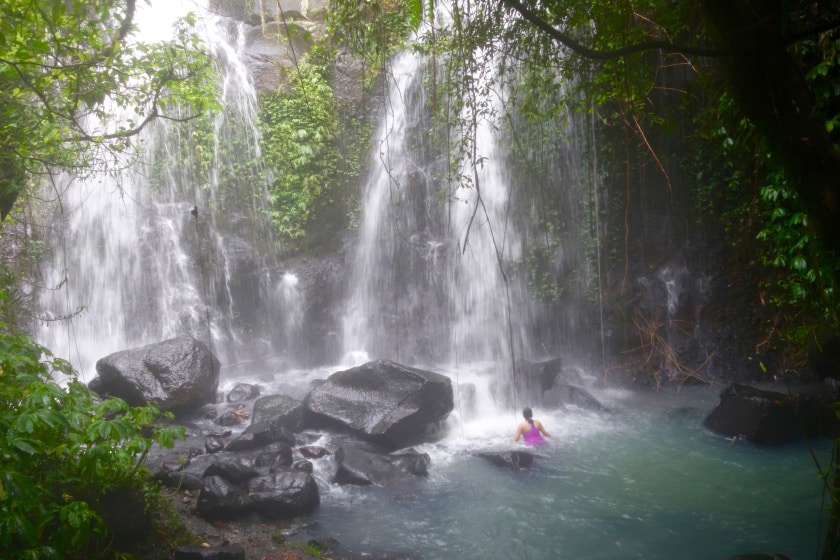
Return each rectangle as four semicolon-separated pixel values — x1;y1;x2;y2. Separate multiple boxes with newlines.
515;357;563;400
332;445;431;486
195;475;249;520
702;383;835;444
224;422;296;452
181;448;319;521
246;471;320;518
194;469;319;521
303;360;454;449
93;336;220;415
251;393;306;432
203;455;262;484
542;384;608;412
226;382;261;403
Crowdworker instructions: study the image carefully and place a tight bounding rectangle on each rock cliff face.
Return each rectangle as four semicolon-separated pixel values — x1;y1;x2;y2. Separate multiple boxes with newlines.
210;0;329;24
74;0;824;386
188;0;362;370
208;0;330;93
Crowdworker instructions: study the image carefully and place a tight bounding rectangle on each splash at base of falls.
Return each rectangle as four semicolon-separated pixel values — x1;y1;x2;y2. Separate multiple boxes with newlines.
296;384;826;560
34;0;284;380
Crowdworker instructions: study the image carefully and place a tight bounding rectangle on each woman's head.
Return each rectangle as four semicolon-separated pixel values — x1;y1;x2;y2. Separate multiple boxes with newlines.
523;407;533;421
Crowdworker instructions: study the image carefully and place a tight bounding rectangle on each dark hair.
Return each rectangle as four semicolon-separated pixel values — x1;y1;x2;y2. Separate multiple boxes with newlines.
523;407;534;425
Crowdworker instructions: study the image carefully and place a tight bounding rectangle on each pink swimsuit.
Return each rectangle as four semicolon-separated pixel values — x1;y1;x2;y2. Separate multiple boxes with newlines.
523;422;547;446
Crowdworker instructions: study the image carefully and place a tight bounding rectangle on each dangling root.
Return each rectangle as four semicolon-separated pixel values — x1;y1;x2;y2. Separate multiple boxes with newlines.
630;308;715;390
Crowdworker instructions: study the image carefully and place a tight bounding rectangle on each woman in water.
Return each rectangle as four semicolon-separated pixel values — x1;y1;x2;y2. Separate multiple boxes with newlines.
513;407;551;446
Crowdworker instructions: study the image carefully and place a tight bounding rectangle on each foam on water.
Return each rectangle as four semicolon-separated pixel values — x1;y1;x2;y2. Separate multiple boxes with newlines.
297;383;829;560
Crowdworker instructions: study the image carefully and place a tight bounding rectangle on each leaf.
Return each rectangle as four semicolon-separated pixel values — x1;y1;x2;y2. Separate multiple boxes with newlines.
9;437;38;455
15;413;35;434
97;421;113;439
408;0;423;30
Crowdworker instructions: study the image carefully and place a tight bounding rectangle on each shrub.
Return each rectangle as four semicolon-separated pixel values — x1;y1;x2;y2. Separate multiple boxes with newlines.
0;331;184;559
259;59;339;241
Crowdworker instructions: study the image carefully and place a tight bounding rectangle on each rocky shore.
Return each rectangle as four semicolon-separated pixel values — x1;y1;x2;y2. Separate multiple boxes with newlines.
91;337;833;560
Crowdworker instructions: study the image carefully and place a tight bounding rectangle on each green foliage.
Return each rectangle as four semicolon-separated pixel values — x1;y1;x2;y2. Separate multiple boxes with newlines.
689;63;840;359
326;0;424;72
0;0;219;217
258;59;339;240
300;541;330;558
698;13;840;336
0;329;184;559
0;265;27;330
757;162;840;324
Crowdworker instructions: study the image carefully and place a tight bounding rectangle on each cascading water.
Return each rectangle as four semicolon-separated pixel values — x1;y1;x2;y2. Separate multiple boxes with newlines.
339;6;596;412
34;0;279;380
340;47;426;366
338;38;518;421
274;272;304;351
319;8;827;558
447;91;531;375
24;3;829;558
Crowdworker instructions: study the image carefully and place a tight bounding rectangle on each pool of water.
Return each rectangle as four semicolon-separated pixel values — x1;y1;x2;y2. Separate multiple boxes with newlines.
296;384;831;560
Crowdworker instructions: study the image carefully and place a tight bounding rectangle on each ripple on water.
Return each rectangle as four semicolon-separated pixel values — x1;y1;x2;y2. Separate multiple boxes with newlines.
300;384;829;560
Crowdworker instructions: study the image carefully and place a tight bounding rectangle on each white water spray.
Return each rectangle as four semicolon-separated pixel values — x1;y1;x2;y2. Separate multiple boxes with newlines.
338;4;546;416
35;1;276;380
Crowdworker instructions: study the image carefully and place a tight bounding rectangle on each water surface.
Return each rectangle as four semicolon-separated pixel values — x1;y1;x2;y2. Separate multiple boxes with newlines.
295;385;830;560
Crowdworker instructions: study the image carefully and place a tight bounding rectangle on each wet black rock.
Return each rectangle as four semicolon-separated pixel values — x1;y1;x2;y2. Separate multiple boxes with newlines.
203;455;262;484
253;441;294;469
303;359;454;449
702;383;835;444
542;384;608;412
226;382;261;403
214;410;245;427
92;336;220;415
195;475;249;520
157;453;221;491
333;445;431;486
251;393;306;432
476;451;536;470
205;435;225;454
174;544;246;559
224;422;295;452
246;471;320;518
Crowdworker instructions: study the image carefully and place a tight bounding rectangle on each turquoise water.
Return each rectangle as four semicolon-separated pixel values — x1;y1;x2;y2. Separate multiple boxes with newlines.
306;386;831;560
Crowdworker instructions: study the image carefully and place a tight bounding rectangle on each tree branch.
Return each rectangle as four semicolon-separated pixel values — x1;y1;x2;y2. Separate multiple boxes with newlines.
500;0;840;60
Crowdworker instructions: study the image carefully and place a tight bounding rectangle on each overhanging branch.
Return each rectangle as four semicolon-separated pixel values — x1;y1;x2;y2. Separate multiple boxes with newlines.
500;0;840;59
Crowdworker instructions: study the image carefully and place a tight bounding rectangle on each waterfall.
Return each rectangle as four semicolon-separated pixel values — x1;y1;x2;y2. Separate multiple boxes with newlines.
31;0;599;395
339;24;523;368
274;272;304;351
339;3;600;408
34;1;278;380
340;48;432;366
448;86;528;368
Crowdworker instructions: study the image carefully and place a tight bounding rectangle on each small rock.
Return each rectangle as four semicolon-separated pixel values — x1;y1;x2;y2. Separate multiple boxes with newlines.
174;544;246;559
